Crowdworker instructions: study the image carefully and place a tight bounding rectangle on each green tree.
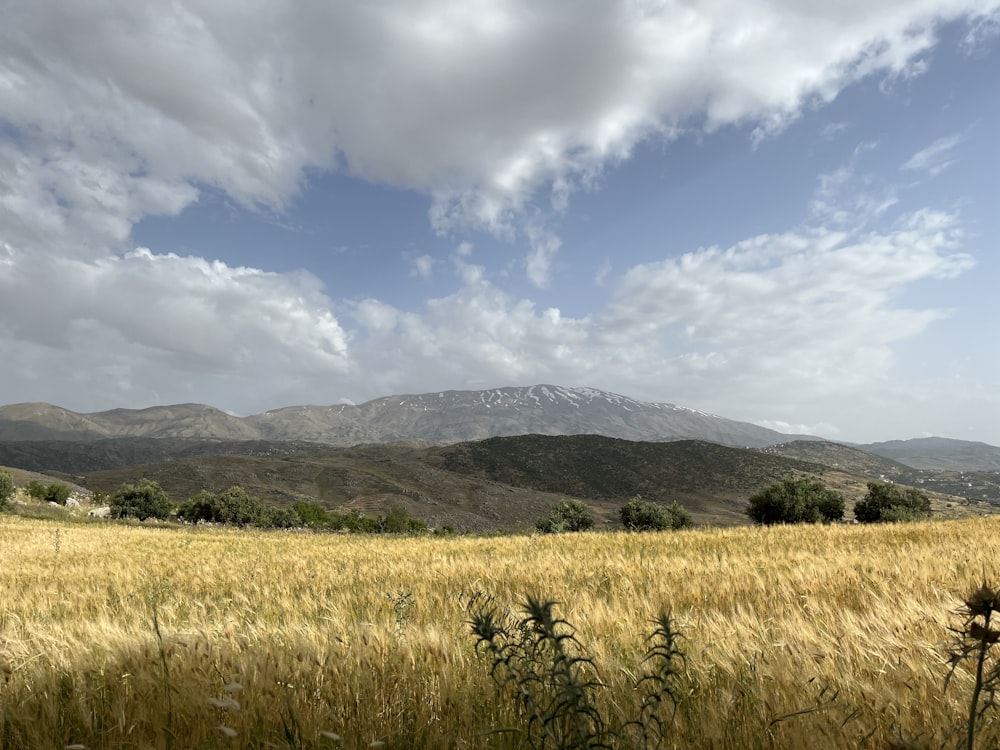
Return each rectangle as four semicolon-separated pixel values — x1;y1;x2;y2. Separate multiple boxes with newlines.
746;478;845;525
264;505;302;529
853;482;931;523
26;480;71;504
213;486;264;526
536;499;595;534
0;469;14;509
620;496;692;531
175;490;218;523
664;501;693;530
378;507;428;534
110;479;173;521
293;501;330;529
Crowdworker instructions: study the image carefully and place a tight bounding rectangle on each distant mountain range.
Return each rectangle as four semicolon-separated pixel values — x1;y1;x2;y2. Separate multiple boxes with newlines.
0;385;808;448
860;437;1000;472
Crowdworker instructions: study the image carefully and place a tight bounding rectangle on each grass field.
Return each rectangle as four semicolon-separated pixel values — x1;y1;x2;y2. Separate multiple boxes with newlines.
2;514;999;748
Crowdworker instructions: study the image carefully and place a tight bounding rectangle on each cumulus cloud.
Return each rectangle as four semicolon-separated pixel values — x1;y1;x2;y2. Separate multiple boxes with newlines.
607;209;972;397
0;249;350;394
3;0;996;267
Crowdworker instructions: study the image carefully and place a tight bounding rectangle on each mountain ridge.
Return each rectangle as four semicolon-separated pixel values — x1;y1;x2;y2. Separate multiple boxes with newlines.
859;437;1000;472
0;385;810;448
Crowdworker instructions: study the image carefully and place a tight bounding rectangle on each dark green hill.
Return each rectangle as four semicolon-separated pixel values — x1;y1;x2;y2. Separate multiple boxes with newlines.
10;434;986;532
433;434;823;503
67;435;843;530
0;438;326;474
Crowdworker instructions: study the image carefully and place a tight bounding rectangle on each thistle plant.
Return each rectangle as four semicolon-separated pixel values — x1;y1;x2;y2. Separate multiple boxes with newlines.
945;581;1000;750
466;593;687;750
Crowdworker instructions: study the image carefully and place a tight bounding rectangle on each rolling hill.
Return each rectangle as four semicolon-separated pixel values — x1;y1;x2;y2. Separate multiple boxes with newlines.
62;435;980;531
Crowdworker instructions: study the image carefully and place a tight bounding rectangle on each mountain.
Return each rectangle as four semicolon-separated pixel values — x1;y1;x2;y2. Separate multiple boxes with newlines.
0;385;806;448
860;437;1000;472
0;403;257;441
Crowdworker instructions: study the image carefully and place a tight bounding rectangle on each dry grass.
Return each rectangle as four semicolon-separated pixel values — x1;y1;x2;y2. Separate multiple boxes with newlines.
1;515;999;748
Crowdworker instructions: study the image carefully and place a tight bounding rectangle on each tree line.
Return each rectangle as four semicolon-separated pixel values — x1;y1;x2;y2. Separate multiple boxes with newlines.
0;468;936;533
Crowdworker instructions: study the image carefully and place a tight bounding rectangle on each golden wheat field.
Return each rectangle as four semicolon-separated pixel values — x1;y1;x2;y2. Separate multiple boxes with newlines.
1;514;999;749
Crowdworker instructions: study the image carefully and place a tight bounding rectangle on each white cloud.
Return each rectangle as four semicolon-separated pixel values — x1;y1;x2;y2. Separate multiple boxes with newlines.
810;142;899;227
3;0;996;271
961;7;1000;52
755;420;842;438
0;248;351;383
524;225;562;288
411;254;436;279
818;121;852;140
902;134;965;176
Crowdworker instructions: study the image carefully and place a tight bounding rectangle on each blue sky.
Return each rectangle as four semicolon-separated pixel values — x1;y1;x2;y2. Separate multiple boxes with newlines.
2;1;999;444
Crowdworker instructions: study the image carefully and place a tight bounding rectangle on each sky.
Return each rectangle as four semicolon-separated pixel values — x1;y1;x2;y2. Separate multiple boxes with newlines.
2;1;1000;445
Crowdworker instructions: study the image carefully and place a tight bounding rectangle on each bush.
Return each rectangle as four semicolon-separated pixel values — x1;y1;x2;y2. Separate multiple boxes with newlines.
264;505;302;529
293;501;331;528
746;477;845;525
620;496;692;531
667;501;693;529
214;486;266;527
378;507;428;533
853;482;931;523
27;480;71;505
0;470;14;509
175;490;218;523
536;499;595;534
110;479;173;521
176;487;279;528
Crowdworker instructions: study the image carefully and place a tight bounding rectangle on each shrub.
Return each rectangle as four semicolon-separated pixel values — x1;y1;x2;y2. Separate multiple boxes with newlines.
110;479;173;521
746;477;845;525
853;482;931;523
26;480;70;505
175;490;218;523
620;496;692;531
0;469;14;509
536;499;595;533
176;487;280;528
264;505;302;529
214;486;266;527
293;501;331;528
664;501;693;530
378;507;428;533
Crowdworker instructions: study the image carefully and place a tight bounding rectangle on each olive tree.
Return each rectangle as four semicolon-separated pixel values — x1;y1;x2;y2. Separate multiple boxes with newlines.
853;482;931;523
746;478;844;525
620;496;692;531
536;499;595;533
110;479;173;521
